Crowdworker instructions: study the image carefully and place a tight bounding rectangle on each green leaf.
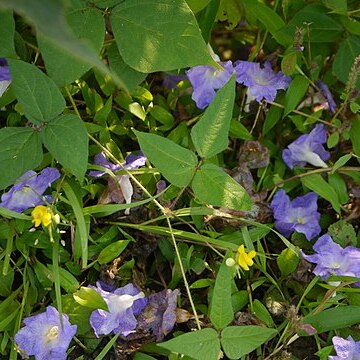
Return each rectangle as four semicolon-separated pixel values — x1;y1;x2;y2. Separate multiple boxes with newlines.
253;300;275;327
281;52;298;76
150;105;175;127
331;153;352;173
277;248;300;277
243;0;291;46
190;278;214;289
209;259;233;329
283;75;309;117
191;76;235;158
62;180;89;268
0;0;126;89
0;127;42;190
301;174;341;213
262;102;283;135
303;306;360;333
108;42;147;92
73;286;109;311
38;1;105;86
98;240;130;265
216;0;241;30
158;328;221;360
221;326;277;359
134;130;198;187
41;114;88;180
191;164;252;211
322;0;347;14
197;0;219;41
328;173;349;205
350;118;360;156
110;0;216;72
62;294;93;335
186;0;212;13
341;18;360;36
229;119;253;140
333;35;360;86
7;59;65;124
328;220;357;247
0;10;15;57
47;265;80;293
279;4;342;43
327;131;339;149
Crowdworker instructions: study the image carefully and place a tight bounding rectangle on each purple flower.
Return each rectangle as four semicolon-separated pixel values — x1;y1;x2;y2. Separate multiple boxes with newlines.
329;336;360;360
0;58;11;98
282;124;330;168
302;234;360;280
271;189;321;241
186;61;234;109
138;289;180;341
0;168;60;213
234;61;291;103
89;282;147;337
89;152;146;213
316;80;337;113
14;306;77;360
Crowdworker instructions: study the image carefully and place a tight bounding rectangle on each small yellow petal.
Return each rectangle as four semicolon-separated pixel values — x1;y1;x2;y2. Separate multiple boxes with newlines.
32;218;42;227
31;205;52;227
236;245;256;271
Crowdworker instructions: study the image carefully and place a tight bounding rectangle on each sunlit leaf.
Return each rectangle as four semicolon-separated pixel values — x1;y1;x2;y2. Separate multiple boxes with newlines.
111;0;216;72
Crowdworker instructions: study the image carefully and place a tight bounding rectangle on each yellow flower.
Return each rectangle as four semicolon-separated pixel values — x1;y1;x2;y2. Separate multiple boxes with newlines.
236;245;256;271
31;206;52;227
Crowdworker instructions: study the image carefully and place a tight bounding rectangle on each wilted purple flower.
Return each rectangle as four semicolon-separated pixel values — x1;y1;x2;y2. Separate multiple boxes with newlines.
90;282;147;337
271;189;321;241
186;61;234;109
282;124;330;168
329;336;360;360
234;61;291;103
302;234;360;280
0;168;60;213
14;306;77;360
316;80;337;113
89;152;146;213
0;58;11;98
138;289;180;341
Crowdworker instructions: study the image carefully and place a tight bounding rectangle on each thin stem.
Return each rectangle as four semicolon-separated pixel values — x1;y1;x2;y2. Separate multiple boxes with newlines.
52;236;63;327
265;166;360;191
166;216;201;330
268;101;337;128
250;103;263;134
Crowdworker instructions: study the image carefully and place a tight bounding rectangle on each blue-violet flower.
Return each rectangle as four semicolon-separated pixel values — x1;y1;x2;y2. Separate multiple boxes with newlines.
0;58;11;98
0;167;60;213
282;124;330;169
234;61;291;103
329;336;360;360
302;234;360;280
186;60;234;109
14;306;77;360
89;152;146;213
316;80;337;113
90;282;147;337
271;189;321;241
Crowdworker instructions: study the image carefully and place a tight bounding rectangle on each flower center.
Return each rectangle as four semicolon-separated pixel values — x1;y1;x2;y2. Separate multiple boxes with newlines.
45;325;59;343
331;262;342;269
297;217;305;224
254;75;269;86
